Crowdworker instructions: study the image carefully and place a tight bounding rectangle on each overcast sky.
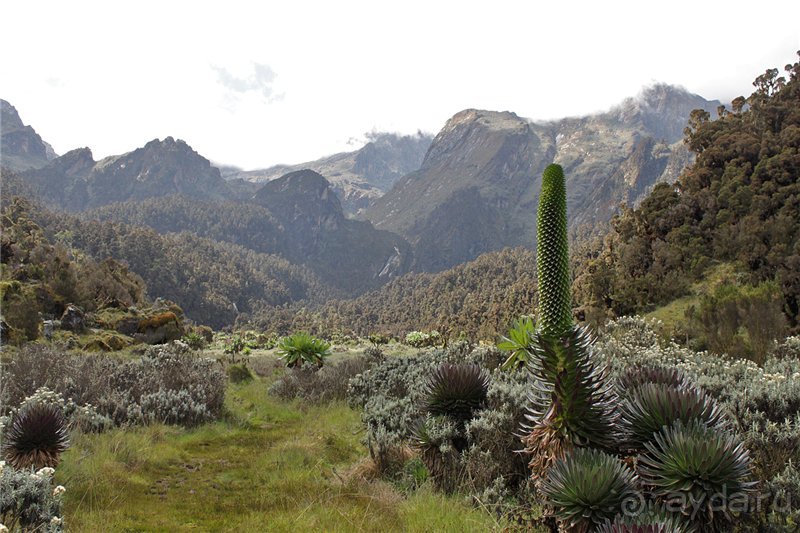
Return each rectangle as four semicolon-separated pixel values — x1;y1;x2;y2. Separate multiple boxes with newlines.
2;1;799;170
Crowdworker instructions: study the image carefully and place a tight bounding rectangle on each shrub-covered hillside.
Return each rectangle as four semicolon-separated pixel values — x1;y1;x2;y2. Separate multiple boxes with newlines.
575;52;800;333
248;247;537;340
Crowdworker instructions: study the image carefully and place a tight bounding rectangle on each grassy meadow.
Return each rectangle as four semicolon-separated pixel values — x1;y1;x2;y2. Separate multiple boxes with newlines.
52;350;511;532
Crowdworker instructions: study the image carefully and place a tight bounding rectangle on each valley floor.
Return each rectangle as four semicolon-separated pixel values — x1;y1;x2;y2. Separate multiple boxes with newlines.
55;368;506;532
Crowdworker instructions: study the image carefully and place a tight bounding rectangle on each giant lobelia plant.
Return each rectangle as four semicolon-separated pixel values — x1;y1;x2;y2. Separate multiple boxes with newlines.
522;163;617;477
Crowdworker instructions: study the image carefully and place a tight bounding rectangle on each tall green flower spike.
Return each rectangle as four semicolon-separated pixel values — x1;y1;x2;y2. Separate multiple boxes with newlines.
536;164;572;337
524;163;617;479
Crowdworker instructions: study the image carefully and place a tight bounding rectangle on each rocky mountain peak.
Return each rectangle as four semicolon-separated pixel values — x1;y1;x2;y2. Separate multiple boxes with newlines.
1;99;25;130
611;83;721;142
253;169;344;228
1;99;57;170
423;109;533;168
51;147;96;177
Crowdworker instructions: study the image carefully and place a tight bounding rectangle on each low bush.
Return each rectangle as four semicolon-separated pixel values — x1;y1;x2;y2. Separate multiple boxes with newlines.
347;343;536;505
404;330;442;348
227;363;254;384
270;356;372;403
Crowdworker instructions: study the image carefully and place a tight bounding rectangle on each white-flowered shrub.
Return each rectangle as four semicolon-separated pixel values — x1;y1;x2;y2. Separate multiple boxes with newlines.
0;461;64;532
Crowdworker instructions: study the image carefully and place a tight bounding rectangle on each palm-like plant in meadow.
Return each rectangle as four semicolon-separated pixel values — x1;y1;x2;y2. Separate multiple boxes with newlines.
1;402;70;469
523;164;617;476
277;332;331;368
540;447;639;533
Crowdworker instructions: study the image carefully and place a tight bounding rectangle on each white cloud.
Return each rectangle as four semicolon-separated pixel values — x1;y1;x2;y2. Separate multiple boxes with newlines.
211;62;285;109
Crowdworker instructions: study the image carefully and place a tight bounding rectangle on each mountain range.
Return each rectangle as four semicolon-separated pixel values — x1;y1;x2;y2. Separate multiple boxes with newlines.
365;84;721;271
226;131;432;215
1;85;721;323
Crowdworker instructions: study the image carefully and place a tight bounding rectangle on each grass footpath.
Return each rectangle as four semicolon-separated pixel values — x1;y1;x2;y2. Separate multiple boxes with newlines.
56;377;506;532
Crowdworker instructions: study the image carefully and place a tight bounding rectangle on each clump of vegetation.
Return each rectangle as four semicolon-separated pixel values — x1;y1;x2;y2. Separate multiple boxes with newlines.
348;343;534;502
270;356;373;403
227;363;253;384
411;363;490;492
638;421;755;529
497;315;535;370
405;330;442;348
277;332;331;368
182;331;207;350
539;447;638;532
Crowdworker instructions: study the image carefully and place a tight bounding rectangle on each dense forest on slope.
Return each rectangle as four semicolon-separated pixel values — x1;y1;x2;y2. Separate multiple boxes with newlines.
575;53;800;338
84;196;286;257
0;175;333;329
247;247;537;340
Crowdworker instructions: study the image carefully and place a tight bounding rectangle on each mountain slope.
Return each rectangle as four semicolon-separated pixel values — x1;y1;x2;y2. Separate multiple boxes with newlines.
1;99;57;171
250;169;412;292
574;55;800;332
365;85;721;272
228;132;432;214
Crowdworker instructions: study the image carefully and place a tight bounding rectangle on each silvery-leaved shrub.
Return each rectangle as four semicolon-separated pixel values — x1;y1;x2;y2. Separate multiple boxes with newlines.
2;343;225;429
348;343;534;500
15;387;112;434
0;461;65;532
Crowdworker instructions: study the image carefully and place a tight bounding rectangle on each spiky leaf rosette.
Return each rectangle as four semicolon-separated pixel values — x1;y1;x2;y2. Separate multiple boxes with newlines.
617;366;694;396
540;447;639;533
523;324;618;474
424;363;490;425
638;421;755;529
619;383;729;453
2;402;70;469
536;163;572;338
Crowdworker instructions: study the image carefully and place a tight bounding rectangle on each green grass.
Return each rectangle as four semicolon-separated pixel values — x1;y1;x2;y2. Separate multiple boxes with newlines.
56;378;506;532
645;262;740;336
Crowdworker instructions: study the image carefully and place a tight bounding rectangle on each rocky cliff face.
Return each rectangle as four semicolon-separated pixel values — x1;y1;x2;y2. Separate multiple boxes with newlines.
251;169;412;292
21;137;232;210
365;85;721;271
228;132;432;215
1;99;57;171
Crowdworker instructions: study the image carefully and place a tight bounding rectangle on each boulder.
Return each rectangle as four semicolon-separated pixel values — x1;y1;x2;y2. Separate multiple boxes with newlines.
135;311;183;345
60;304;86;332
